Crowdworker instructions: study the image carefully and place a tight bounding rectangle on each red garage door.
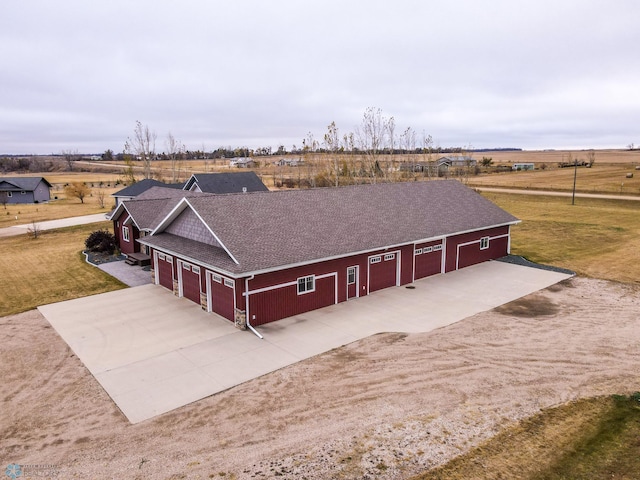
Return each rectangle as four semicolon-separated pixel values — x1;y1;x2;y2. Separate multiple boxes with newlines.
180;261;201;304
414;244;442;280
369;253;398;293
157;253;174;290
209;273;235;322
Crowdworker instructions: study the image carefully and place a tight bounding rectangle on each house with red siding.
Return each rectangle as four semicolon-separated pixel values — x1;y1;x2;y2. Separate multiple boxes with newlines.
114;180;519;332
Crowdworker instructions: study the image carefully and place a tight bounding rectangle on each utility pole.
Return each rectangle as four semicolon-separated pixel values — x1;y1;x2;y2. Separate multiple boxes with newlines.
572;159;578;205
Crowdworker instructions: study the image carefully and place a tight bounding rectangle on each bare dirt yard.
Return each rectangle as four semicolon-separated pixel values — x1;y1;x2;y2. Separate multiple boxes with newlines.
2;276;639;479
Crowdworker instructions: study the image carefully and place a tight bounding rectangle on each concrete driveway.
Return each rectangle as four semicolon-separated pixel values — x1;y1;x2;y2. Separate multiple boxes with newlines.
38;260;572;424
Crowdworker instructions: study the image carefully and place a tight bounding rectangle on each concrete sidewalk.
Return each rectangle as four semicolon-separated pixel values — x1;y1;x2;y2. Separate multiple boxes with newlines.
0;213;108;237
94;259;153;287
38;261;573;424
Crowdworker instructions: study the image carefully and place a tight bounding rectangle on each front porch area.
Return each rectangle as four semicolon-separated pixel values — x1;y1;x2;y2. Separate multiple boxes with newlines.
125;252;151;266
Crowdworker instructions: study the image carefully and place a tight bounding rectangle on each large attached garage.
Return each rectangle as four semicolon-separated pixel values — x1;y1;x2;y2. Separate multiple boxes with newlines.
138;181;519;328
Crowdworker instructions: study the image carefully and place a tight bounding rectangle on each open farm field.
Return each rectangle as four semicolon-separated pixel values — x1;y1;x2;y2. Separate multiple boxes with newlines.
485;192;640;283
468;163;640;195
473;148;640;165
0;222;125;317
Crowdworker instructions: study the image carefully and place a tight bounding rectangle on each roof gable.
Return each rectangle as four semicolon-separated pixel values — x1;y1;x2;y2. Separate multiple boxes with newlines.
165;206;222;248
153;198;239;265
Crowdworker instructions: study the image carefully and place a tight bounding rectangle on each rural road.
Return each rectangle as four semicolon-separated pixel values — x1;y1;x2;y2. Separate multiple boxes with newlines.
0;213;108;238
476;187;640;201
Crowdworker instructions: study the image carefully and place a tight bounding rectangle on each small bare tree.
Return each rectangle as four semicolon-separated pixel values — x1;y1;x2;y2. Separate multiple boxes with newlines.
61;149;80;171
1;192;8;209
27;220;42;239
166;132;185;183
324;121;341;187
422;132;434;178
96;188;107;208
126;121;156;179
357;107;387;183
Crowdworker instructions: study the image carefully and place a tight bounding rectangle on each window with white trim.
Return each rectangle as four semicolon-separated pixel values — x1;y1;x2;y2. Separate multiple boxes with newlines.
158;253;166;261
433;244;442;251
7;192;12;197
212;274;222;283
224;278;234;288
415;248;423;255
122;225;130;242
297;275;315;294
370;256;381;264
347;267;356;285
384;253;395;261
480;236;490;250
424;246;433;253
192;266;200;274
182;263;191;271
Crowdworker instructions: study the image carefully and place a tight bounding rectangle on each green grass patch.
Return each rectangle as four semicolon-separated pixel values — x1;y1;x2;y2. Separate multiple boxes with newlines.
483;193;640;283
0;222;126;317
413;393;640;480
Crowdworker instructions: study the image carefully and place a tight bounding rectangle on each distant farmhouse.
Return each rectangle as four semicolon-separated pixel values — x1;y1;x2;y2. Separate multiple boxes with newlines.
228;157;254;168
275;158;305;167
400;156;477;175
109;180;519;328
437;156;477;168
0;176;52;204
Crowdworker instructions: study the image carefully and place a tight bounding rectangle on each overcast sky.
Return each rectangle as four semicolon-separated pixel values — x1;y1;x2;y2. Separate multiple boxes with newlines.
1;1;639;155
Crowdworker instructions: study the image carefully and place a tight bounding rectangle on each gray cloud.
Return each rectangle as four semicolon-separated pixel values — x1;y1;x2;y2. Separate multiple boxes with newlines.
1;0;639;154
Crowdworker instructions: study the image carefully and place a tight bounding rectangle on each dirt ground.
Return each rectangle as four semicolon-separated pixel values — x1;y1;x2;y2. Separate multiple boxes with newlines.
1;276;639;479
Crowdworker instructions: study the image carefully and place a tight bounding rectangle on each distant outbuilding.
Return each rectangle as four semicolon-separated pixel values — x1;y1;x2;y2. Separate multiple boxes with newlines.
0;176;52;204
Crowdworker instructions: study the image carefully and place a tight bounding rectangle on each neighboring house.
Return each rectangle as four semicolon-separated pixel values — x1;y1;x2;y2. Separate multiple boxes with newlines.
229;157;254;168
437;156;477;168
112;179;182;207
275;158;304;167
112;180;519;329
183;172;269;193
0;177;52;204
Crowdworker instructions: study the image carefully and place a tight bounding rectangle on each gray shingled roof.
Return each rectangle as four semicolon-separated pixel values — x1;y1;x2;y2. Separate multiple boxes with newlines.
184;172;269;193
142;180;519;276
0;177;51;191
117;190;215;230
113;179;182;198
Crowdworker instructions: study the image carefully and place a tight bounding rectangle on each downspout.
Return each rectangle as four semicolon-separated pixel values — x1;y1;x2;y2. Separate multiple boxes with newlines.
244;275;263;339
